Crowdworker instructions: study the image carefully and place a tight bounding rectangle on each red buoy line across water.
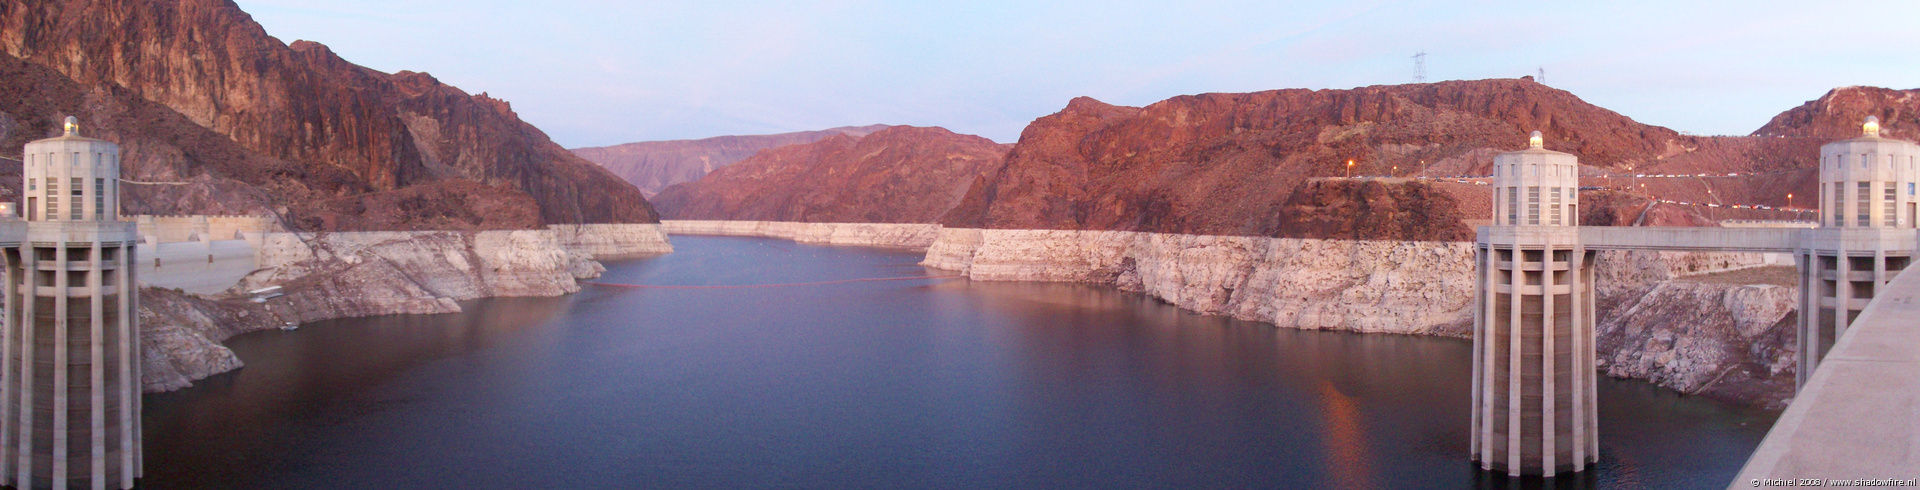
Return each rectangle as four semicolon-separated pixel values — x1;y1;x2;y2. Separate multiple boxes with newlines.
586;275;964;290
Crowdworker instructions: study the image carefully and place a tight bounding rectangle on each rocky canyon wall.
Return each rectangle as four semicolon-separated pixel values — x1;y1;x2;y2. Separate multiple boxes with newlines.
924;228;1477;335
139;288;275;392
923;227;1800;406
548;223;676;259
1591;253;1800;408
139;226;674;391
662;220;941;248
572;125;892;196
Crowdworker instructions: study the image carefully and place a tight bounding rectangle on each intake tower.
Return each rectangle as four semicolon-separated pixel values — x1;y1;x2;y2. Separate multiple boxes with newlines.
0;117;141;489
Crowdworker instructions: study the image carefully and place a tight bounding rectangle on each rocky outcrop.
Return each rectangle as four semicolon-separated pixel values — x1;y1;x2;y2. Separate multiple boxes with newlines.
1272;179;1475;240
941;80;1896;236
138;226;662;392
238;231;598;321
924;227;1801;406
0;50;280;215
924;228;1477;335
662;220;941;248
1755;86;1920;141
572;125;891;196
1579;190;1717;227
548;223;675;259
1593;253;1799;408
138;287;275;392
0;0;657;230
942;80;1686;237
652;126;1008;223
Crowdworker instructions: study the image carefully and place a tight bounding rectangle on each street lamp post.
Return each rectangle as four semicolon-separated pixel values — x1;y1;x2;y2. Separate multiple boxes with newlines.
1346;159;1355;178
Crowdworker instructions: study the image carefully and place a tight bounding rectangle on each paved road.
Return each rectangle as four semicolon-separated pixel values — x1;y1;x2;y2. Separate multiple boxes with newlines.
137;240;258;295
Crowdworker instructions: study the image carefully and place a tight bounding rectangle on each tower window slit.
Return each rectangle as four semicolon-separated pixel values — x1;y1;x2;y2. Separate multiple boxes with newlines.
1527;186;1540;225
1507;187;1518;225
1886;187;1898;227
70;177;82;221
1549;188;1562;225
1858;182;1871;227
47;179;59;220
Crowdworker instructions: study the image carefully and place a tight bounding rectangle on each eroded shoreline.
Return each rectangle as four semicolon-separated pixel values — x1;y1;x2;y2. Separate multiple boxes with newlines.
140;223;674;391
666;220;1800;408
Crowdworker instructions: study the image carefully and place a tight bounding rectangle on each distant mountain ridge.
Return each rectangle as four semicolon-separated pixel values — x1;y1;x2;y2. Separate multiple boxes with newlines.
573;125;892;197
940;78;1889;239
650;126;1008;223
0;0;655;230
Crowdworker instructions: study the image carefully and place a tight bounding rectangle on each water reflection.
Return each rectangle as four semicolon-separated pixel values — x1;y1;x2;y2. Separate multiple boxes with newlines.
142;236;1775;488
1318;381;1375;489
142;297;577;486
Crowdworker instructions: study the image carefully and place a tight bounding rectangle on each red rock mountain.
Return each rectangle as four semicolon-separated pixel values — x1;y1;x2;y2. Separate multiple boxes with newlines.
1756;86;1920;140
943;79;1866;239
0;0;655;230
651;126;1008;223
573;125;891;197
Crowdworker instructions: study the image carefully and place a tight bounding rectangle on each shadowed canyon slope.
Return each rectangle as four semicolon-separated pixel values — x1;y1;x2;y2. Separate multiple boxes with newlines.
573;125;891;197
651;126;1008;223
942;79;1901;239
0;0;655;230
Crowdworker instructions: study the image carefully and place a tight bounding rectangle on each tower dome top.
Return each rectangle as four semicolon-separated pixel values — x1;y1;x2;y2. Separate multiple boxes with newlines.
1528;131;1544;149
63;116;78;137
1864;115;1881;137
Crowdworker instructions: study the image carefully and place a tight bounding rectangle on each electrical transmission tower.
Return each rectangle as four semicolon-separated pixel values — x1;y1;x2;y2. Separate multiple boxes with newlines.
1538;66;1546;85
1412;52;1427;83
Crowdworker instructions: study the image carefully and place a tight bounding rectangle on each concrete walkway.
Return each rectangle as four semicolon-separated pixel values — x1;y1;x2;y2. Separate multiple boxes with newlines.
1734;261;1920;485
136;240;258;295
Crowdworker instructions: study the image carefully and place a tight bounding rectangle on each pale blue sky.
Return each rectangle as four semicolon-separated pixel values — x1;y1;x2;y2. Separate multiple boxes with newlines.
233;1;1920;147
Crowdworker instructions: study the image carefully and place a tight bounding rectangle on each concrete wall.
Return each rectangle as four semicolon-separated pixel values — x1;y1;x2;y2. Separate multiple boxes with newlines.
128;215;280;244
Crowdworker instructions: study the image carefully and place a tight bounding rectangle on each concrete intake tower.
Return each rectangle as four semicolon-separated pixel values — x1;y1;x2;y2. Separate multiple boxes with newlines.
1467;118;1918;479
1471;131;1598;477
0;117;141;489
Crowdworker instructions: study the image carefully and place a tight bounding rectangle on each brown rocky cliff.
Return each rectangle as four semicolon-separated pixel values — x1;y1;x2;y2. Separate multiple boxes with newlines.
0;0;654;229
944;80;1906;238
943;79;1683;238
1755;86;1920;140
1269;179;1474;241
0;51;278;215
572;125;892;197
651;126;1008;223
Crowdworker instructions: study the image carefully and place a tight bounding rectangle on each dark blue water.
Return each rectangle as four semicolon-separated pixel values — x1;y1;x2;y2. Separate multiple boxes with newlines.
142;236;1776;488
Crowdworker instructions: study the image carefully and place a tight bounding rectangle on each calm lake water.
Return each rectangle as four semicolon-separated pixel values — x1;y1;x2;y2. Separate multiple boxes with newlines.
143;235;1776;488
